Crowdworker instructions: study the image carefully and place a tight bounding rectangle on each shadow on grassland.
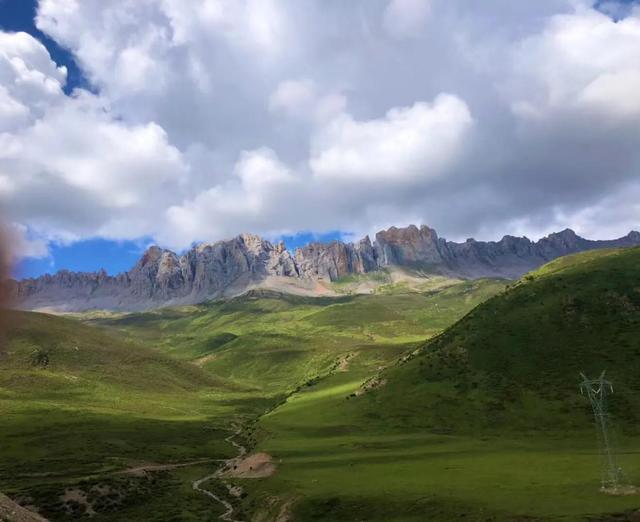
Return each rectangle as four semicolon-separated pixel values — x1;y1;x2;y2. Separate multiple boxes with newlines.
293;493;511;522
0;410;232;488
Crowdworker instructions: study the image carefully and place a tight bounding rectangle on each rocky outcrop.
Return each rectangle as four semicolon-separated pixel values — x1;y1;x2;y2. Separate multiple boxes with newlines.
375;225;444;266
294;236;377;280
11;225;640;311
370;225;640;279
12;234;298;311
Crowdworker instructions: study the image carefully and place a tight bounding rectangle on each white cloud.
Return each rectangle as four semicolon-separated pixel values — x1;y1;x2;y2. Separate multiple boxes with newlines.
310;94;472;183
0;31;66;123
235;147;294;193
314;93;348;123
509;8;640;120
2;222;49;261
269;79;317;115
1;89;188;237
0;85;30;132
1;1;640;264
269;79;346;123
21;96;186;209
0;31;66;85
36;0;289;97
579;69;640;118
383;0;431;39
0;30;188;246
162;147;298;248
160;93;473;249
114;40;167;94
163;0;287;54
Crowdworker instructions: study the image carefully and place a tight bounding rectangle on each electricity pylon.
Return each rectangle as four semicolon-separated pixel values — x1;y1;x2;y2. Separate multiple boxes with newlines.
579;371;625;492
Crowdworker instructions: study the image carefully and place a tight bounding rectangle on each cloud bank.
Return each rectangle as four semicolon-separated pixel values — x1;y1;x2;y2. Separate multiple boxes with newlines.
1;0;639;258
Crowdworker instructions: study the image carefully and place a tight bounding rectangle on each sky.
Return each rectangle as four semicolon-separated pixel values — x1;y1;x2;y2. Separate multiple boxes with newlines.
1;0;639;278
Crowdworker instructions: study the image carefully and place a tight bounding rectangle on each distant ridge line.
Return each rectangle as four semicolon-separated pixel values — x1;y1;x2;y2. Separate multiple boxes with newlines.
8;225;640;312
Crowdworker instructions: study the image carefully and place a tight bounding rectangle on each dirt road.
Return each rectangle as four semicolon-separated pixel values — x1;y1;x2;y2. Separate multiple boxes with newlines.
192;426;247;522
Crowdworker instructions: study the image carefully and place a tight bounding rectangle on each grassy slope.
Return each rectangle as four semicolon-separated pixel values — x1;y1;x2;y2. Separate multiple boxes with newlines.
0;311;247;520
91;281;504;398
247;248;640;521
371;247;640;433
1;278;506;520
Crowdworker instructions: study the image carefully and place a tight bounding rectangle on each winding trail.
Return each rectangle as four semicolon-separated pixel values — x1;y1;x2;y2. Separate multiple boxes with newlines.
118;458;221;477
192;425;247;522
193;352;353;520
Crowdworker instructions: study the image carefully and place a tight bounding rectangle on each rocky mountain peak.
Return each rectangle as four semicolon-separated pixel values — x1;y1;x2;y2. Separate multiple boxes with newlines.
537;228;586;257
547;228;580;242
375;223;442;266
137;245;165;267
11;225;640;312
358;235;372;247
239;233;267;253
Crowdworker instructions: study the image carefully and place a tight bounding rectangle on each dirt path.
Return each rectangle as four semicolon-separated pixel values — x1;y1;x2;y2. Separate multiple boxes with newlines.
117;458;221;477
192;426;248;522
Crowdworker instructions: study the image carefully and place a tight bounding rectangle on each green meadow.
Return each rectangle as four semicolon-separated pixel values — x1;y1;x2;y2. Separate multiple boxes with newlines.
247;369;640;521
2;249;640;520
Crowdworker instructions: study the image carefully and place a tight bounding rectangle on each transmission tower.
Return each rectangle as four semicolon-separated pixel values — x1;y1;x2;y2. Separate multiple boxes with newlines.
579;371;625;492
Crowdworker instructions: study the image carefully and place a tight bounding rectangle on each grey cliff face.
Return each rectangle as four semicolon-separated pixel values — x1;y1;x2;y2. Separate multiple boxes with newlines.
12;234;298;311
374;225;443;266
11;226;640;311
294;239;375;280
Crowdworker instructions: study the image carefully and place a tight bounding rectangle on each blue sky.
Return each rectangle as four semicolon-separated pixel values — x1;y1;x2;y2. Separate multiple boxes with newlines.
3;0;640;279
16;238;152;278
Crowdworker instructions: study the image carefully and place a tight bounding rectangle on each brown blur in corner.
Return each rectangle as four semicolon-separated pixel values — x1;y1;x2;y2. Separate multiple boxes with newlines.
0;220;15;357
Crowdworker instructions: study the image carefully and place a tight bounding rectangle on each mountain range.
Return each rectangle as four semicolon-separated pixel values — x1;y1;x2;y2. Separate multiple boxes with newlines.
9;224;640;312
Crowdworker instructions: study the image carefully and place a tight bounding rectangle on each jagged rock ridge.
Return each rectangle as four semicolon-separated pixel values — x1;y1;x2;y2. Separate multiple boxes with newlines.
10;225;640;311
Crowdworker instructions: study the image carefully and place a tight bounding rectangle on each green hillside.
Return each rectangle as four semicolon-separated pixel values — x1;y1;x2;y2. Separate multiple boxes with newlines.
367;246;640;434
245;248;640;521
1;310;224;394
0;311;249;520
90;281;504;397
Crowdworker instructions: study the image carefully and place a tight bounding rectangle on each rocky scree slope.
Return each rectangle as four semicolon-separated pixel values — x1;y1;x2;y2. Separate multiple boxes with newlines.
9;225;640;311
